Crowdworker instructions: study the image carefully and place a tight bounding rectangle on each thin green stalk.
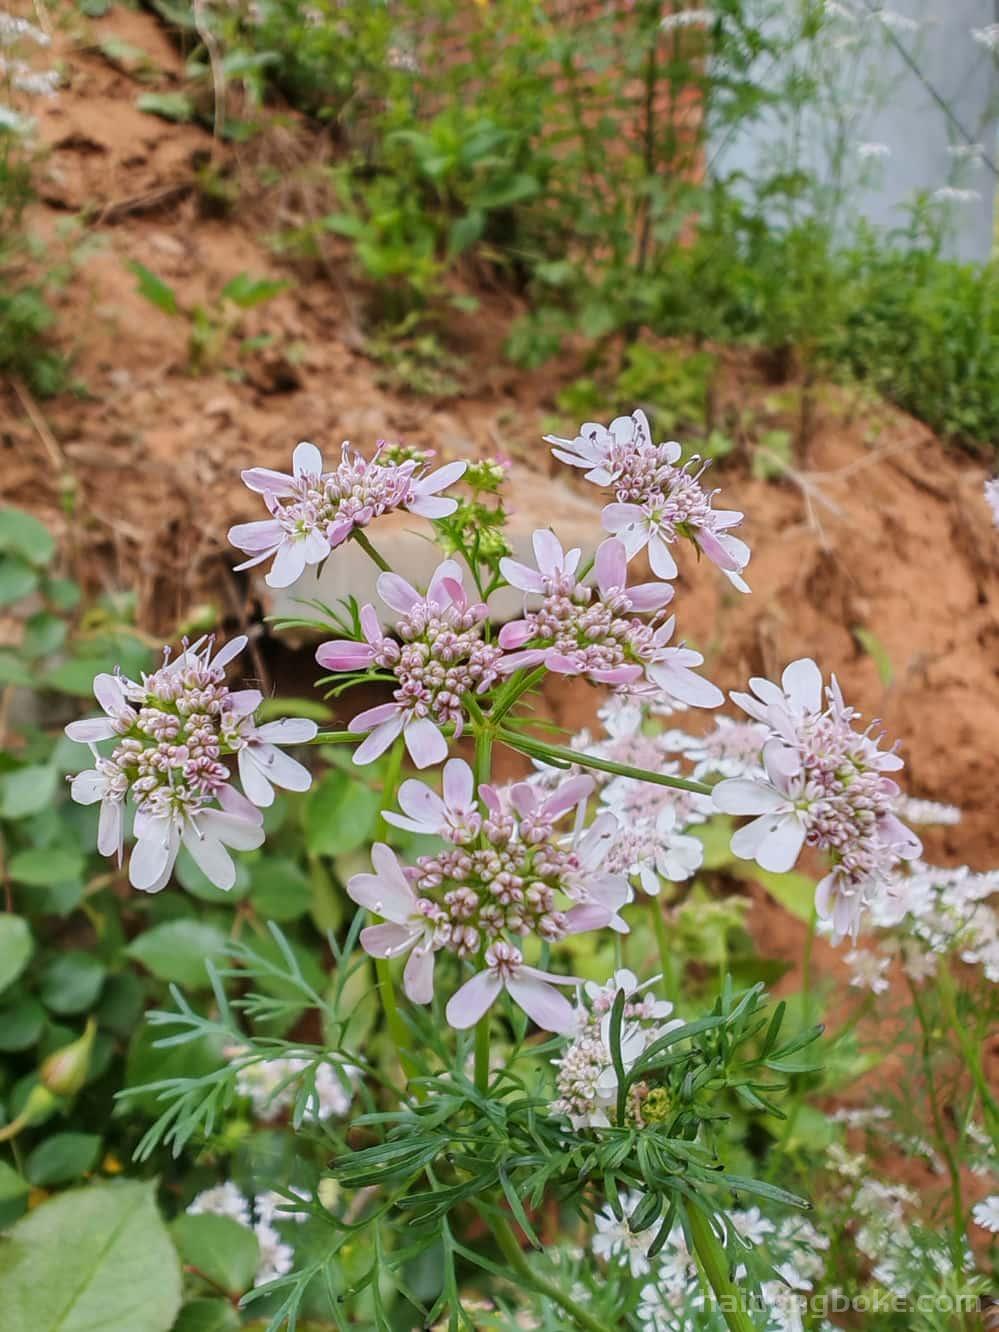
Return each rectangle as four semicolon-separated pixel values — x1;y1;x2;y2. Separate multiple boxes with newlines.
935;958;999;1137
488;665;548;726
352;529;392;572
492;1214;607;1332
372;739;412;1075
497;727;712;795
473;724;494;1092
310;731;359;745
686;1207;759;1332
650;893;679;1006
908;976;968;1279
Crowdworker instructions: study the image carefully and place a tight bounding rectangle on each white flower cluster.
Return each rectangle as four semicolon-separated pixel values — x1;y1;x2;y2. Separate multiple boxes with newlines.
865;860;999;985
552;971;680;1129
591;1195;829;1332
853;1176;975;1298
187;1183;310;1286
0;8;58;137
230;1051;357;1123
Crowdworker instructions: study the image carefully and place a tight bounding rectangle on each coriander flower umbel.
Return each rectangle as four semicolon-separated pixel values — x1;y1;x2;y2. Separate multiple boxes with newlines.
553;970;679;1129
228;439;466;588
65;636;316;892
316;560;502;767
713;658;921;939
347;771;629;1029
498;530;722;706
592;1190;657;1278
545;410;750;590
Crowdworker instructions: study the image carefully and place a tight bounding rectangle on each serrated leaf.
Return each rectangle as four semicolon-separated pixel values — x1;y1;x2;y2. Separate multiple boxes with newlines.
126;921;229;988
0;1179;181;1331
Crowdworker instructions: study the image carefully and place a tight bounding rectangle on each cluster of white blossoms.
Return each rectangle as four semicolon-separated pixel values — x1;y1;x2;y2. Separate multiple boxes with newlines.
864;859;999;985
229;1050;357;1124
187;1183;309;1287
0;8;58;135
591;1193;830;1332
551;970;680;1129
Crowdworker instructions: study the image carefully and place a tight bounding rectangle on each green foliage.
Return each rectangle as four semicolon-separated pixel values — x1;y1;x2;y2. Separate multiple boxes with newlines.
128;262;288;373
0;1180;182;1331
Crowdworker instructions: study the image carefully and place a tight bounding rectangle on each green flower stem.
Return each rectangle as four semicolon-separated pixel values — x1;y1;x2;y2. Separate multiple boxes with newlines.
473;724;495;1093
488;665;548;726
352;529;392;573
491;1214;606;1332
371;740;414;1077
935;958;999;1137
909;975;969;1276
649;893;679;1006
310;731;359;745
497;727;713;795
687;1206;759;1332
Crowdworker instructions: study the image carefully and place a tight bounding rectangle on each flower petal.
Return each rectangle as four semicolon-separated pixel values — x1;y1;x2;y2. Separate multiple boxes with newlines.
403;945;436;1005
404;718;448;769
594;538;627;594
442;758;474;812
445;969;503;1029
293;441;323;477
315;640;377;672
507;974;577;1033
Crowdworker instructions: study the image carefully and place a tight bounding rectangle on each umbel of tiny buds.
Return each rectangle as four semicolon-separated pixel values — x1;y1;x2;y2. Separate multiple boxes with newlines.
64;635;317;893
347;762;629;1028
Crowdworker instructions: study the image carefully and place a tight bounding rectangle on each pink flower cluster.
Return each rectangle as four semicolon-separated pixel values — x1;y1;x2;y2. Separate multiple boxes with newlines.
65;637;316;892
228;440;466;588
499;531;722;707
347;760;629;1031
713;659;921;939
316;561;502;768
546;410;750;591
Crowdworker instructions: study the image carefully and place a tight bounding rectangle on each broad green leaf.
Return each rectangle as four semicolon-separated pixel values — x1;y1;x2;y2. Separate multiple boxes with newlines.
173;1299;241;1332
0;996;46;1050
125;921;228;988
39;952;106;1015
170;1213;259;1296
0;649;33;686
26;1132;101;1186
176;846;251;903
23;611;67;659
0;1160;29;1228
136;91;194;124
0;556;38;607
1;763;58;819
0;916;33;995
734;865;817;923
42;656;113;696
96;971;145;1038
8;845;85;886
0;1179;181;1331
304;769;381;857
0;507;55;565
250;856;311;922
43;576;81;611
220;273;287;308
127;260;180;315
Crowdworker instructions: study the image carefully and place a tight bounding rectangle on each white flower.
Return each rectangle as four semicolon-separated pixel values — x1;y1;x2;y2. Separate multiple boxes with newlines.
972;1195;999;1233
255;1188;310;1226
232;716;318;807
731;1206;776;1246
187;1182;252;1227
972;23;999;51
254;1220;294;1285
932;186;982;203
592;1192;656;1278
845;948;891;995
858;142;891;159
